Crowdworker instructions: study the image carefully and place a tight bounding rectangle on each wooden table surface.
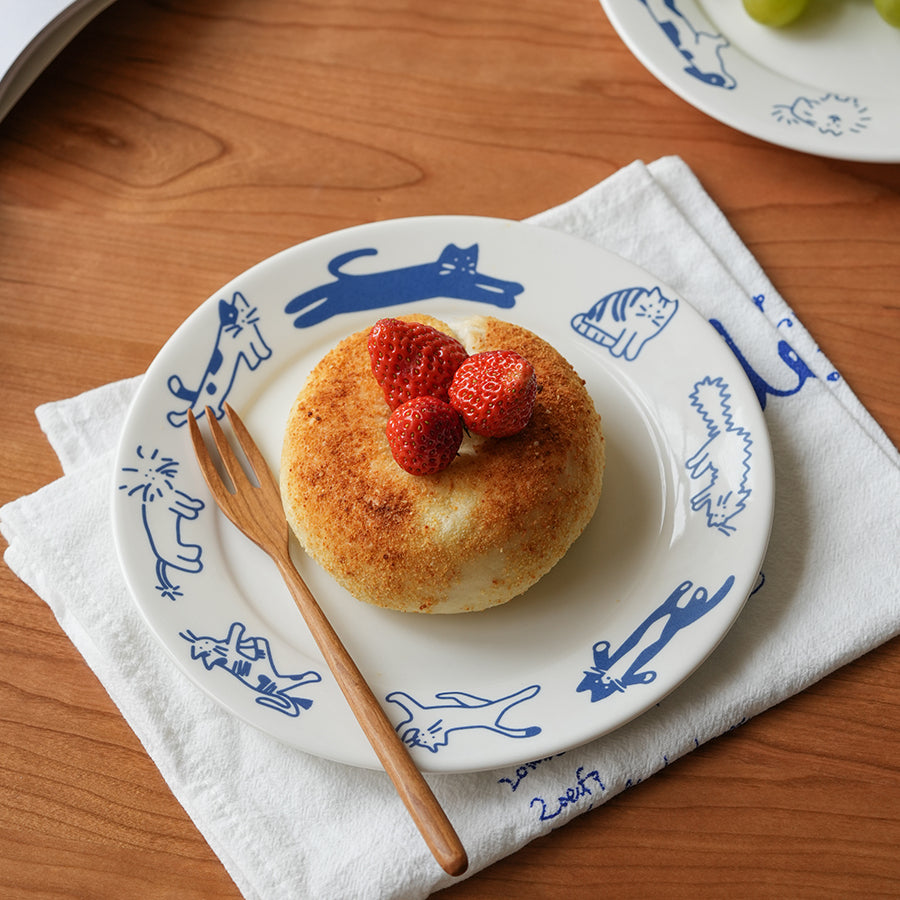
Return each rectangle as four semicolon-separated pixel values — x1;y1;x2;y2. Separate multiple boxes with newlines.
1;1;898;897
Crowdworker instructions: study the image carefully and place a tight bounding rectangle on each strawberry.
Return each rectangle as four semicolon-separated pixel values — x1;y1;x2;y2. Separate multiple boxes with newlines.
449;350;537;437
368;318;468;410
385;396;464;475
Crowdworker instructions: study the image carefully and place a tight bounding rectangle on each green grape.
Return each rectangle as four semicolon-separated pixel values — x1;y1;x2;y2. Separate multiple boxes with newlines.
874;0;900;27
742;0;809;27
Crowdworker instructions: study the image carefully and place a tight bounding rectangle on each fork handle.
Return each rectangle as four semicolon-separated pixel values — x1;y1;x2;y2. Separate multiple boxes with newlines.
273;553;468;877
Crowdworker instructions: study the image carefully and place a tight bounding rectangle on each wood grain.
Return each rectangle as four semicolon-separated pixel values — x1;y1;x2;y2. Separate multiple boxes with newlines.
1;0;898;897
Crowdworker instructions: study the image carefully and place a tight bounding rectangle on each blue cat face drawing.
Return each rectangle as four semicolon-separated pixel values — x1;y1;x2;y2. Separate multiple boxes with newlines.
772;93;871;137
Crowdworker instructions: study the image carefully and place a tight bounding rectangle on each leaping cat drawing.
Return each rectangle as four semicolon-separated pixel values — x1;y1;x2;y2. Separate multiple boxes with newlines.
385;685;542;753
577;575;735;702
284;243;524;328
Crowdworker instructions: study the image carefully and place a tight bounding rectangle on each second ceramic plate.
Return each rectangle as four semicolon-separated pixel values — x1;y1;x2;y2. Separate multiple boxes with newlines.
601;0;900;162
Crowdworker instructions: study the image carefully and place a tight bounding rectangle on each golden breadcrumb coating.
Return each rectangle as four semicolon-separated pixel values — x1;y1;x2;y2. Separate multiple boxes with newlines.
280;315;604;613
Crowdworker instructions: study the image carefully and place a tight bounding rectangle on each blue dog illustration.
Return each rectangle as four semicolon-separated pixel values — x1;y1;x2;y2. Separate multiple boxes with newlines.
577;575;735;701
709;318;816;410
167;292;271;427
571;285;678;361
638;0;736;89
180;621;322;717
284;242;524;328
118;446;204;600
685;376;753;536
385;685;541;753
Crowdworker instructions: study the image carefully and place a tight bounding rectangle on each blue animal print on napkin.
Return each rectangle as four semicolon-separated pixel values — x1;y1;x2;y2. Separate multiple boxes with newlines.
709;318;816;410
118;446;204;601
685;376;752;536
284;243;524;328
637;0;736;88
577;575;735;702
167;292;272;427
385;685;541;753
571;284;678;361
180;621;322;717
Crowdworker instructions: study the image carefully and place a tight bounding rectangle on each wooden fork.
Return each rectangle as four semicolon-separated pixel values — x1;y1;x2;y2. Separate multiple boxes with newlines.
187;403;468;877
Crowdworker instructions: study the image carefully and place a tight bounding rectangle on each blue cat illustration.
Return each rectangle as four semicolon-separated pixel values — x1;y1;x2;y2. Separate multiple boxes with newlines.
685;376;752;536
167;292;272;428
709;318;816;410
577;575;735;702
180;622;322;717
118;446;204;601
284;243;524;328
772;93;870;137
385;685;541;753
638;0;736;88
571;285;678;361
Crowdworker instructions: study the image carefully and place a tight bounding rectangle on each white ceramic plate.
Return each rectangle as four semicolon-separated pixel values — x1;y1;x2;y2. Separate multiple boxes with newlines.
600;0;900;162
112;216;773;773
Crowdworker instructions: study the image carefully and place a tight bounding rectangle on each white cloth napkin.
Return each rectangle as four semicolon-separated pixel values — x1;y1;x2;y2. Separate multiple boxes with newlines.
3;156;898;900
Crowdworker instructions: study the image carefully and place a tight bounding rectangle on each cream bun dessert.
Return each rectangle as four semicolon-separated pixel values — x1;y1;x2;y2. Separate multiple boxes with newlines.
280;314;604;613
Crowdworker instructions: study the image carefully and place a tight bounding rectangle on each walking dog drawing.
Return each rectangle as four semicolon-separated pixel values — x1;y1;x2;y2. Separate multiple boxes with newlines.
167;292;271;427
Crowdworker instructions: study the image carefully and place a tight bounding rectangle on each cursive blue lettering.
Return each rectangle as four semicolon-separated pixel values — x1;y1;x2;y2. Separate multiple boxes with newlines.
497;754;564;792
529;766;605;821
